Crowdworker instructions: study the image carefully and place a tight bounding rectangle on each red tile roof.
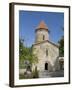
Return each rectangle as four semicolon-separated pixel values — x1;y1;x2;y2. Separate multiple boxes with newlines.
36;21;48;32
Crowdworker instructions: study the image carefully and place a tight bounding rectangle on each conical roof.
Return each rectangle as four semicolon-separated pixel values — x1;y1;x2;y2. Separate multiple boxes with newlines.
36;21;48;30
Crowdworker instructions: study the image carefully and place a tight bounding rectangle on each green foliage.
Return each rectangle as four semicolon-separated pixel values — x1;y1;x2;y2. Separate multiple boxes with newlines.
19;39;38;68
19;66;39;79
32;67;39;78
58;37;64;56
58;26;64;56
19;73;33;79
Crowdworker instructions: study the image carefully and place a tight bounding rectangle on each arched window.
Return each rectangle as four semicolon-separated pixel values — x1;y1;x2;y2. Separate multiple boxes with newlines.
43;35;45;40
46;49;48;56
45;63;48;70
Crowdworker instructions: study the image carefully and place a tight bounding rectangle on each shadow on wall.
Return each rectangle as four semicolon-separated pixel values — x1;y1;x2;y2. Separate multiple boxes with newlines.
48;56;60;72
47;61;54;72
54;56;60;71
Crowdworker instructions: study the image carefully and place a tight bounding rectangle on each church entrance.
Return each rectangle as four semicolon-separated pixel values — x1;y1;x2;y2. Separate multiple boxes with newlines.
45;63;48;70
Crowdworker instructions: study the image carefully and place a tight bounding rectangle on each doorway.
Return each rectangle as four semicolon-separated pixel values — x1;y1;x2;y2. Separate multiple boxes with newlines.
45;63;48;70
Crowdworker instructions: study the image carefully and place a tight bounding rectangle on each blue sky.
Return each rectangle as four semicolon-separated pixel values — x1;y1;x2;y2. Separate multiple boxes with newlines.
19;10;64;47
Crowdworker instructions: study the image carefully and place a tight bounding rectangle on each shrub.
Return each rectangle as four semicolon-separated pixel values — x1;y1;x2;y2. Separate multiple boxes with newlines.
32;67;39;78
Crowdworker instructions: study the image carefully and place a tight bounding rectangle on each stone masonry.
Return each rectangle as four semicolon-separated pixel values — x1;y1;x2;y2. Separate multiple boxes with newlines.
32;21;60;72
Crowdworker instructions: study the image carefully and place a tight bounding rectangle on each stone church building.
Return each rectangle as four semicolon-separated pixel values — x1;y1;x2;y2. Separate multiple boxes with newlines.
32;21;60;72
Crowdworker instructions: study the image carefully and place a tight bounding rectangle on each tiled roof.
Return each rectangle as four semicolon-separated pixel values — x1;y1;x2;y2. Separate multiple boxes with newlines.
36;21;48;30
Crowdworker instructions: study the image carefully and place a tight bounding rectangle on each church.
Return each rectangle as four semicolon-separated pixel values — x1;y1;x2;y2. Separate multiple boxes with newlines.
32;21;60;72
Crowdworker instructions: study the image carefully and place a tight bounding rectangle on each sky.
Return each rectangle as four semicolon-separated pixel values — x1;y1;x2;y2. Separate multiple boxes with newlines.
19;10;64;47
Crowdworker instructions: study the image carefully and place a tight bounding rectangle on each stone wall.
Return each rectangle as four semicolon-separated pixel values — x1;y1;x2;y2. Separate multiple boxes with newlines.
35;30;49;43
32;41;59;72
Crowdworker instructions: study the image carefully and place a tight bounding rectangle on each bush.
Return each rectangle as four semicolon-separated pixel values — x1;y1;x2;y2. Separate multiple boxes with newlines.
32;67;39;78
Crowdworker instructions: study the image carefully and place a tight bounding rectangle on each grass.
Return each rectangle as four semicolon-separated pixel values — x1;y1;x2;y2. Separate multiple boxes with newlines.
19;74;26;79
19;68;39;79
19;74;33;79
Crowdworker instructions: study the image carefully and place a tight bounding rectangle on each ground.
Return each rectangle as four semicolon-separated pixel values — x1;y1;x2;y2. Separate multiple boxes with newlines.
39;70;64;78
19;69;64;79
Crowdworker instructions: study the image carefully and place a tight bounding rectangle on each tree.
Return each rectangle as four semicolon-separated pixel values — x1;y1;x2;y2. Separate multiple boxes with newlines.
19;38;38;69
58;36;64;56
58;27;64;56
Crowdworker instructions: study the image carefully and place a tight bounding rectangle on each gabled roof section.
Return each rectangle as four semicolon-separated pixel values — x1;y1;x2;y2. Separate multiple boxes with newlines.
32;40;59;48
